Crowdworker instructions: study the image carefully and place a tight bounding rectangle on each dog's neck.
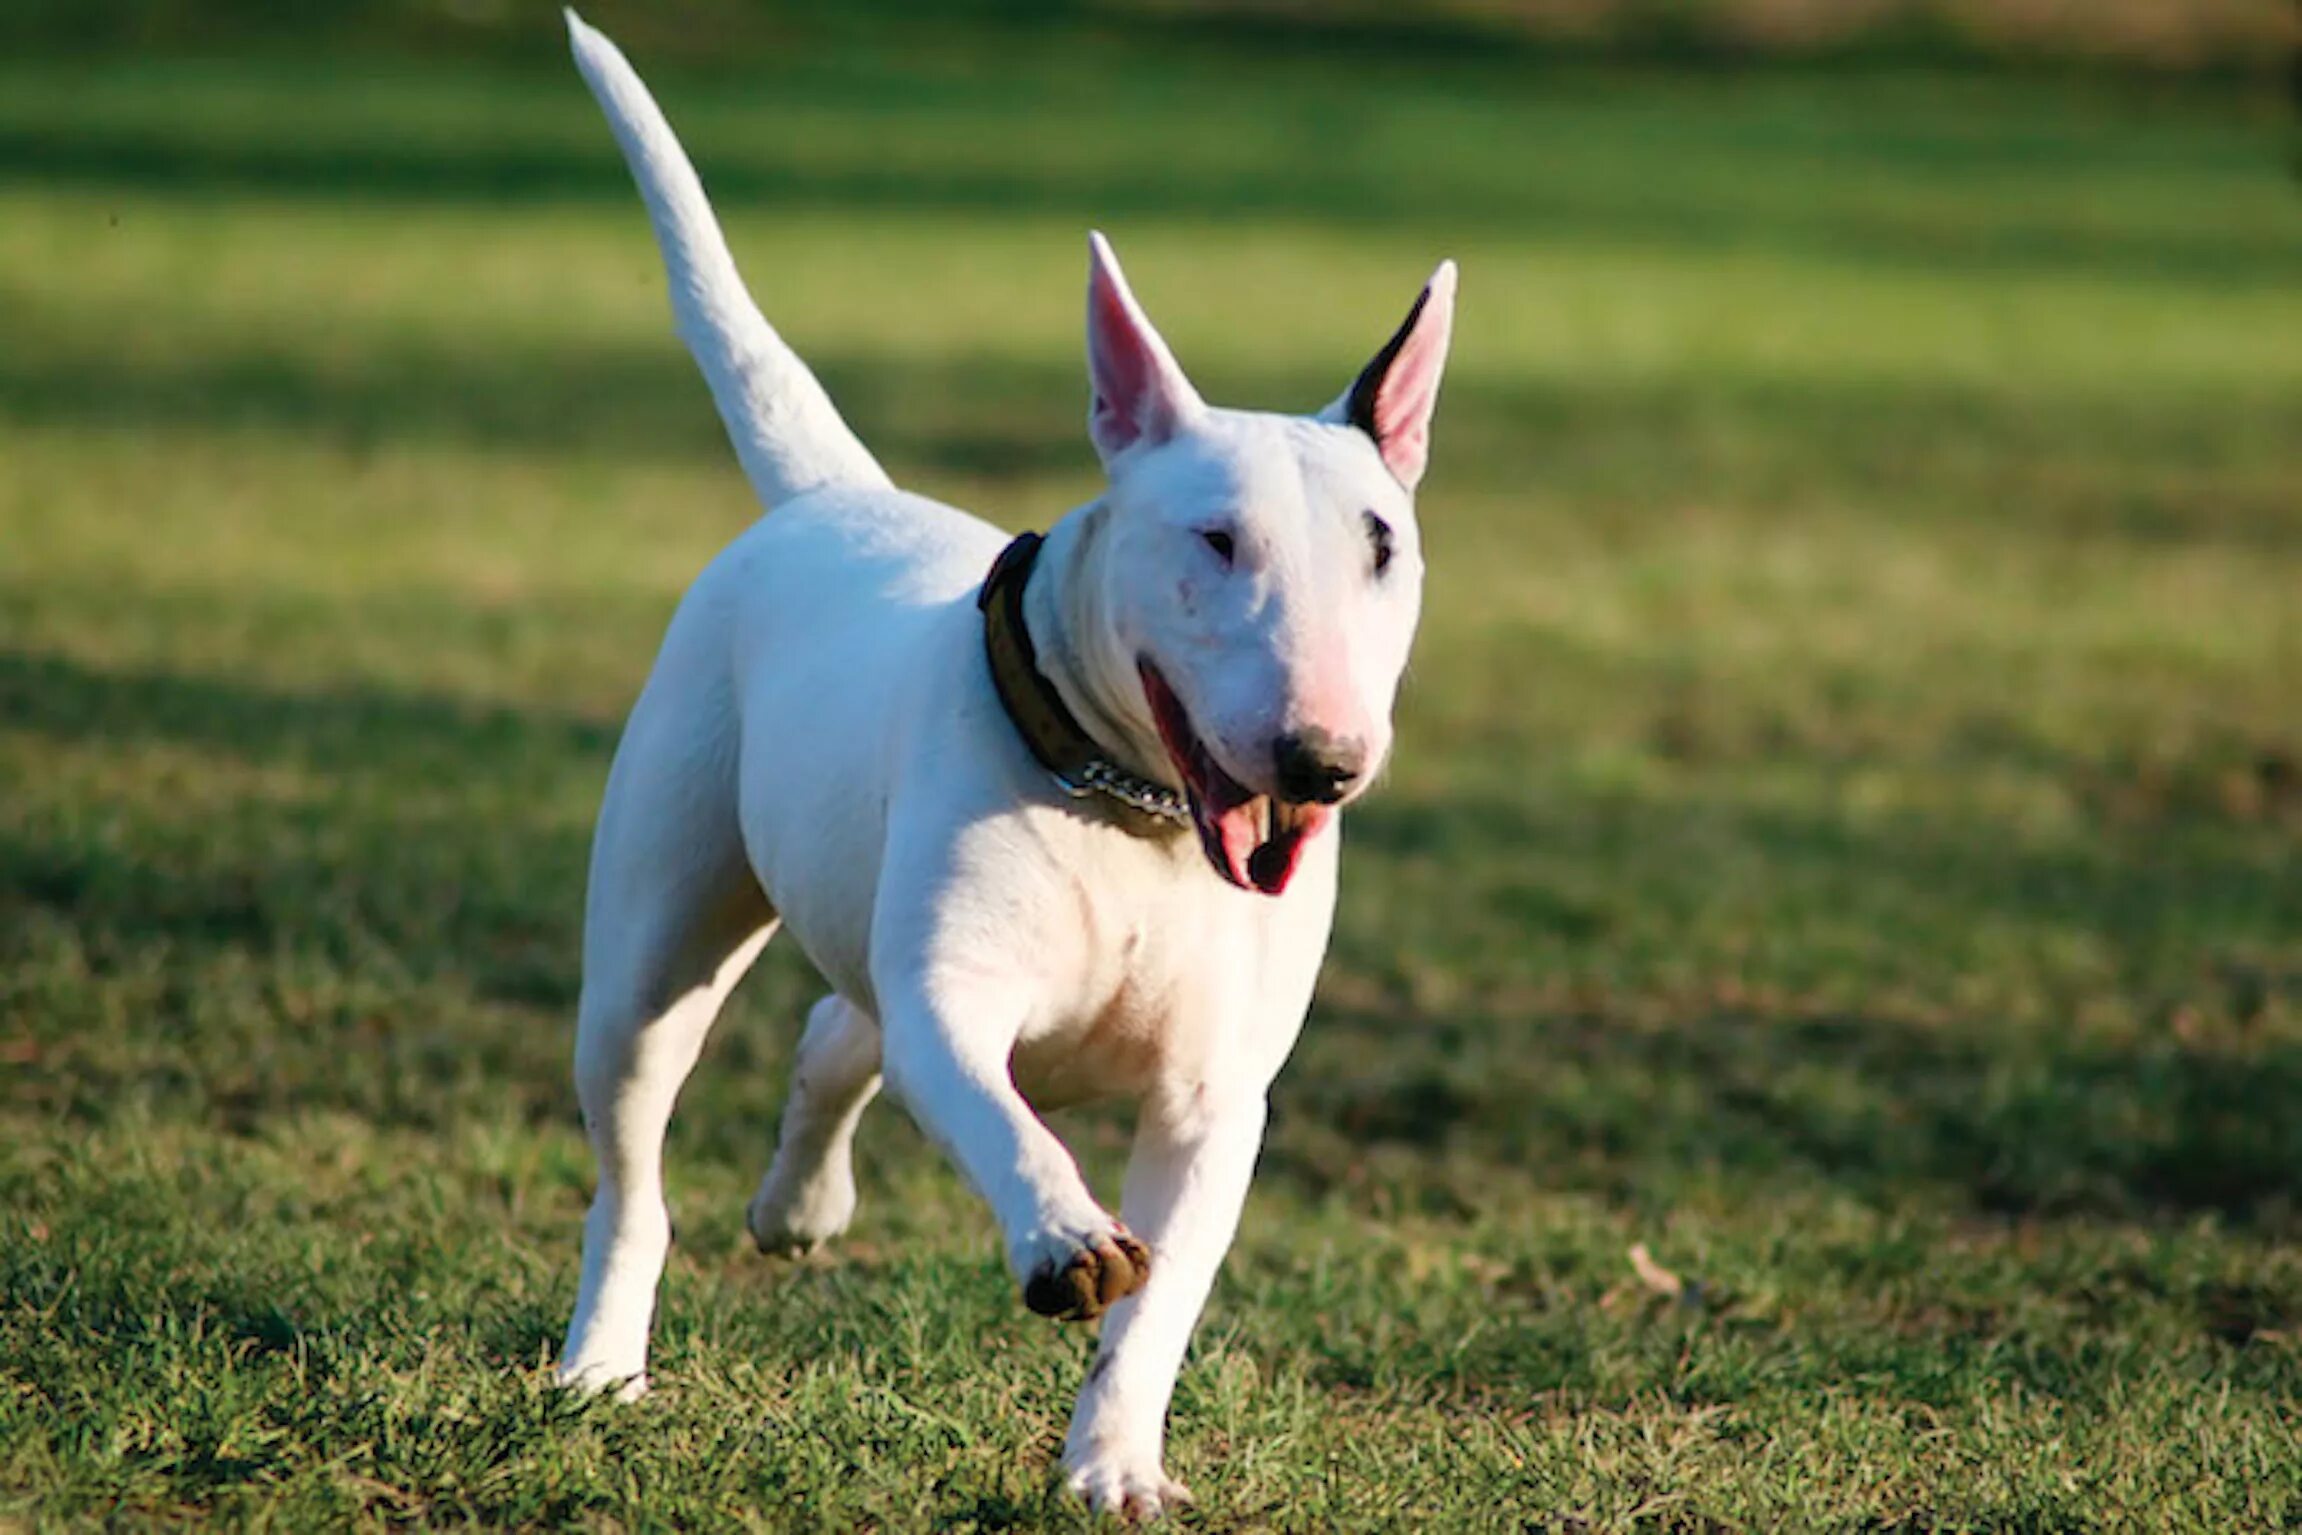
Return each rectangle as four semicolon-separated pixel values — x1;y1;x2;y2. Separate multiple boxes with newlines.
1022;501;1177;795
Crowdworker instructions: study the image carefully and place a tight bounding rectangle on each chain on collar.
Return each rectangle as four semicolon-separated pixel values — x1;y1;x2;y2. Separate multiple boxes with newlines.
1070;757;1188;823
977;532;1189;833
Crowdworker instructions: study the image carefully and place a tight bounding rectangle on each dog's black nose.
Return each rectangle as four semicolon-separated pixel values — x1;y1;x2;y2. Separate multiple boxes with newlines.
1272;729;1367;805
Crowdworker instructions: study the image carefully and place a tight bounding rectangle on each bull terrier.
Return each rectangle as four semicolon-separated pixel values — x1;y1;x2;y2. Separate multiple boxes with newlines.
557;12;1455;1516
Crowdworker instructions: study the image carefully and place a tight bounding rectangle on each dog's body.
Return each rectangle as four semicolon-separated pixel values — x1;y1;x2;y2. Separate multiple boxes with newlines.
557;14;1453;1515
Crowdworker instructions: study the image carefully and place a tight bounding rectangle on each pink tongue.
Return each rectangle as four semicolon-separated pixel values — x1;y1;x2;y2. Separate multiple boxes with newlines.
1250;804;1331;894
1201;782;1260;890
1199;794;1332;897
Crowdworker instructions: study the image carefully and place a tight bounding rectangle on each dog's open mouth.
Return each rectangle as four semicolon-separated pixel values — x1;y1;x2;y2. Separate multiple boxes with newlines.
1139;660;1332;896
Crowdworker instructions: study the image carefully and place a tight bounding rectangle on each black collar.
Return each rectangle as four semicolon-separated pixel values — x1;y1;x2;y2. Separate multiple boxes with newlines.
977;531;1188;835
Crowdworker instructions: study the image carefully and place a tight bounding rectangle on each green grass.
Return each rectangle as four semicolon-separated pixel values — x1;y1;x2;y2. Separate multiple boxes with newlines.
3;29;2301;1530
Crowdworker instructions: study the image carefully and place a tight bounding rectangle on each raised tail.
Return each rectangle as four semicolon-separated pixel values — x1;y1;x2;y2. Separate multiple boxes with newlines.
565;10;891;509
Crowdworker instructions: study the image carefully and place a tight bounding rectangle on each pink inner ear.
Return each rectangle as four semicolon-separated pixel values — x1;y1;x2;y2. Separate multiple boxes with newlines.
1371;345;1440;483
1085;233;1198;461
1088;273;1158;452
1359;262;1456;488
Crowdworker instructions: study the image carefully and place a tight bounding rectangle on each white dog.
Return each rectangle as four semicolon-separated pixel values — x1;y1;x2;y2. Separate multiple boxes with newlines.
556;13;1454;1517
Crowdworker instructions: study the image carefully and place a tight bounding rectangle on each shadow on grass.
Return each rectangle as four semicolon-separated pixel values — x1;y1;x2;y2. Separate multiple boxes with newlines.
7;645;2299;1230
1275;787;2302;1230
0;84;2290;290
0;647;609;1128
1278;995;2302;1230
3;323;2296;549
0;646;616;771
0;313;1086;481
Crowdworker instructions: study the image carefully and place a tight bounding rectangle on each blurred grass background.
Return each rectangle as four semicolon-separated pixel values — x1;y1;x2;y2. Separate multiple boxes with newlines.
2;0;2299;1527
6;0;2294;75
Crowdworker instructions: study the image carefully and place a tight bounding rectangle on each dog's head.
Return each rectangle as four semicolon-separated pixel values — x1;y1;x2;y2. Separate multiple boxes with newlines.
1078;233;1455;897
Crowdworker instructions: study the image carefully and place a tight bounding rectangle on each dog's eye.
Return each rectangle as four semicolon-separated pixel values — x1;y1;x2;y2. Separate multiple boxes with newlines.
1199;528;1237;566
1364;512;1394;576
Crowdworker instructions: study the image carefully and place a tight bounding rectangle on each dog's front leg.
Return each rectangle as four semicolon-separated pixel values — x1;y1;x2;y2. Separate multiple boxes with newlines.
1062;1094;1267;1519
879;987;1150;1320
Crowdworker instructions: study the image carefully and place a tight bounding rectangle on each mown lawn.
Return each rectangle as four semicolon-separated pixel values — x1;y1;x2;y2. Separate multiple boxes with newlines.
2;23;2299;1530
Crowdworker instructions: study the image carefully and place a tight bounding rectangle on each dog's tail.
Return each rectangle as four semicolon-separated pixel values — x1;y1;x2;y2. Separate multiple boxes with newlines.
565;10;892;509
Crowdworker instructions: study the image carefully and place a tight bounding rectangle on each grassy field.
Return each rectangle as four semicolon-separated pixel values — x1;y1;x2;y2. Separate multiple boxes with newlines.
2;23;2300;1530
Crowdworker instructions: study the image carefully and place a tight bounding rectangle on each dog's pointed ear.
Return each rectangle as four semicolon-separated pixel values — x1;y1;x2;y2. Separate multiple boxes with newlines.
1085;231;1203;465
1323;260;1456;490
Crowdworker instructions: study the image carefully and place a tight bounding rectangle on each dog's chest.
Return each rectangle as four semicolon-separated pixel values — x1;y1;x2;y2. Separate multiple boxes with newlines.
1006;878;1246;1111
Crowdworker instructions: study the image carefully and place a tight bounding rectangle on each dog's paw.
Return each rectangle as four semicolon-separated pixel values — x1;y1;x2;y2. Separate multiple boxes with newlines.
1064;1453;1192;1521
1021;1224;1152;1322
555;1360;651;1402
746;1162;858;1257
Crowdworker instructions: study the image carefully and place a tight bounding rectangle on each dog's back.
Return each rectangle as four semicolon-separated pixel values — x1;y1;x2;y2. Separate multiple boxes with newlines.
662;487;1011;993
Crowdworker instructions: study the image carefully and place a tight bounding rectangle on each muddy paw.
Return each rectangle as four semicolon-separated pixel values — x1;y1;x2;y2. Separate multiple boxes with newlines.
1023;1227;1152;1321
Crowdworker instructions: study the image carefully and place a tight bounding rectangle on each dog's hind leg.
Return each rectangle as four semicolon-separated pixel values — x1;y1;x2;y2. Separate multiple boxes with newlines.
559;687;775;1398
747;993;881;1255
